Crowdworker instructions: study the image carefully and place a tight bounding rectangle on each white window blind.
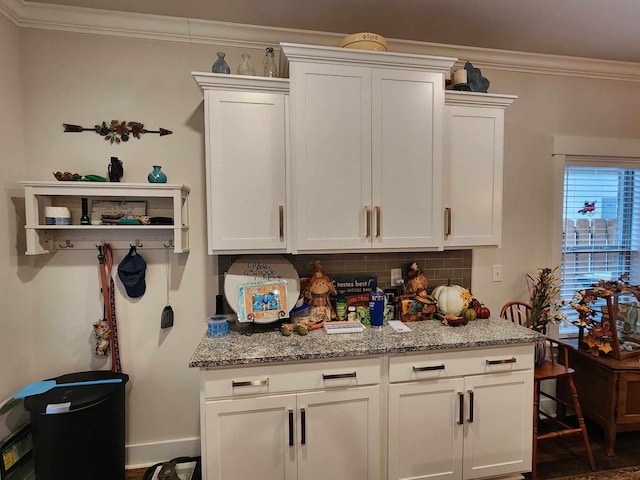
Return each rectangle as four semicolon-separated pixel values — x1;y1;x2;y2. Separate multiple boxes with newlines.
560;158;640;333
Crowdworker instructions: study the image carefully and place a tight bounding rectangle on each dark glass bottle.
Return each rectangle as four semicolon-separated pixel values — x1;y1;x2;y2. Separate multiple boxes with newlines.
80;198;90;225
215;294;225;315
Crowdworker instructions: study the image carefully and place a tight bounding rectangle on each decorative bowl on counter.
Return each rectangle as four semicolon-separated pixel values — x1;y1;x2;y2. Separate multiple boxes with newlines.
337;32;388;52
53;171;82;181
442;315;469;327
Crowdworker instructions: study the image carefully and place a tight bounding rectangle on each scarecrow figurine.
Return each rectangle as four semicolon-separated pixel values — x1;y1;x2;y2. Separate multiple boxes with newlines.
395;262;437;321
304;260;337;329
404;262;429;299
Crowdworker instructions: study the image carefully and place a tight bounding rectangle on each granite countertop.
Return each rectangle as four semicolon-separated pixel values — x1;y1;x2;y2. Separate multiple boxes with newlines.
189;317;539;368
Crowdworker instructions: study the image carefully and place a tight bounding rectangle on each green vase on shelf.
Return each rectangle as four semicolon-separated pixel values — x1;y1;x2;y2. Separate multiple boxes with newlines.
147;165;167;183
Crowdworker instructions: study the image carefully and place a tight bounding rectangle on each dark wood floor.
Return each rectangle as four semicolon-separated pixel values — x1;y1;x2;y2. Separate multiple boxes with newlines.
124;421;640;480
530;418;640;479
125;467;148;479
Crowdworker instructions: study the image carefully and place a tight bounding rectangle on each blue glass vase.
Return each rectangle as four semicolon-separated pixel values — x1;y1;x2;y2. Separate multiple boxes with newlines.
147;165;167;183
212;52;231;74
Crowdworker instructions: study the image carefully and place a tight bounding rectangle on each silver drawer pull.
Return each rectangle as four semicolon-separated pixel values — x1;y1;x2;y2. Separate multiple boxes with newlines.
413;364;445;372
486;357;517;365
322;372;357;380
232;379;269;388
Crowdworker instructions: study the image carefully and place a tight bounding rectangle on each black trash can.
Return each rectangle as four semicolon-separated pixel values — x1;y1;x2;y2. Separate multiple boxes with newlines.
23;370;129;480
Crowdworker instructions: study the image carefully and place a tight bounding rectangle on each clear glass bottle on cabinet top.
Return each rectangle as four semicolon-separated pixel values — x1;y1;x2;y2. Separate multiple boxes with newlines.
263;47;278;78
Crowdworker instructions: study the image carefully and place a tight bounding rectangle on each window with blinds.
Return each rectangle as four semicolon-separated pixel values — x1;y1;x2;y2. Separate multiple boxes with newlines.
560;159;640;334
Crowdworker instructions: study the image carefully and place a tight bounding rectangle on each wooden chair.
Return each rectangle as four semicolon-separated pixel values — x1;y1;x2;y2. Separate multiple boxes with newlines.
499;300;532;326
500;302;596;480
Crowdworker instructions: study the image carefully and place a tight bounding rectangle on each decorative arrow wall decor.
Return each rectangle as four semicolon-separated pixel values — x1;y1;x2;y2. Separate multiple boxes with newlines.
63;121;172;144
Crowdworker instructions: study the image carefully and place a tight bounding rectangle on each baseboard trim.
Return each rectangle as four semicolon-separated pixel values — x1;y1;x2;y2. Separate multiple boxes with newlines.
126;436;201;470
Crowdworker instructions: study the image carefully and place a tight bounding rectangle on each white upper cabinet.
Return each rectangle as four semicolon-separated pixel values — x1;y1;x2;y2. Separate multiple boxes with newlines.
194;46;516;254
193;73;290;254
442;92;516;248
283;43;456;252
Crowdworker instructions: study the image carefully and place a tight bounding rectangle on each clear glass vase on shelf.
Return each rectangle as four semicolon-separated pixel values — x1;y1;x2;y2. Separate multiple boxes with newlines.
237;54;255;76
263;47;278;78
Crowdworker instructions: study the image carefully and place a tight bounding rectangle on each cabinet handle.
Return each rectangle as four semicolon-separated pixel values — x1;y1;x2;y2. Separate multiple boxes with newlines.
301;408;306;445
458;392;464;425
468;390;475;423
279;205;284;239
375;206;381;237
322;371;357;380
444;207;452;237
486;357;517;365
365;206;371;238
231;379;269;388
413;364;445;372
288;409;294;446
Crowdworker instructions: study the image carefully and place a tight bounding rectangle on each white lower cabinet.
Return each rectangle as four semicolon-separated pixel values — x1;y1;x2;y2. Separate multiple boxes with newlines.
297;387;380;480
388;377;464;480
462;372;532;479
204;395;297;480
387;346;534;480
200;346;533;480
201;358;382;480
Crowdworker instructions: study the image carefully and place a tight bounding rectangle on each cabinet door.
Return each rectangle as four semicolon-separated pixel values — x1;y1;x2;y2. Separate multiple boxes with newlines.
296;386;381;480
443;105;504;247
617;372;640;424
372;68;444;249
203;395;297;480
290;62;373;251
388;378;464;480
206;90;288;253
463;371;533;479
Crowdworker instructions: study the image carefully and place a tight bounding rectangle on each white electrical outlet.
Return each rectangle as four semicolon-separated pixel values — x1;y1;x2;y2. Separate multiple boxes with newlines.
391;268;403;286
492;265;502;282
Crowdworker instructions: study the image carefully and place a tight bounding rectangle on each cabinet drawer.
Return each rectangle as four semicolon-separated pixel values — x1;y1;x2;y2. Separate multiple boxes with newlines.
389;344;534;383
202;357;381;399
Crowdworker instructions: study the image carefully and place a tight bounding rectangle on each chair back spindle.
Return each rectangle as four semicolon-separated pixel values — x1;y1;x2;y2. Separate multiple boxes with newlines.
499;301;532;326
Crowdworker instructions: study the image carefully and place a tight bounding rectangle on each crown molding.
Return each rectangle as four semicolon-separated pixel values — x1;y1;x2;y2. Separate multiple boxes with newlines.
192;71;290;94
445;91;517;109
280;42;456;73
2;0;640;82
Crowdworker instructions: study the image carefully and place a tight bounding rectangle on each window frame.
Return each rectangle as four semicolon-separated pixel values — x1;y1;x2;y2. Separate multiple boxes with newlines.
552;135;640;337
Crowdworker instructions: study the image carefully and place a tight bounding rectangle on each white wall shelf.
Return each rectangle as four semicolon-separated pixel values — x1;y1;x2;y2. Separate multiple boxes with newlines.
21;181;190;255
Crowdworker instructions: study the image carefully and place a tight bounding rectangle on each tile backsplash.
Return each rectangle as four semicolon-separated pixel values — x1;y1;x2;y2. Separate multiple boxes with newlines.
218;250;472;293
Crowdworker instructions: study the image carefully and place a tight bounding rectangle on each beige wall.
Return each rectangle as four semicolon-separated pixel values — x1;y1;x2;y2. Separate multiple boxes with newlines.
472;70;640;308
0;14;34;407
15;29;227;464
2;9;640;467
